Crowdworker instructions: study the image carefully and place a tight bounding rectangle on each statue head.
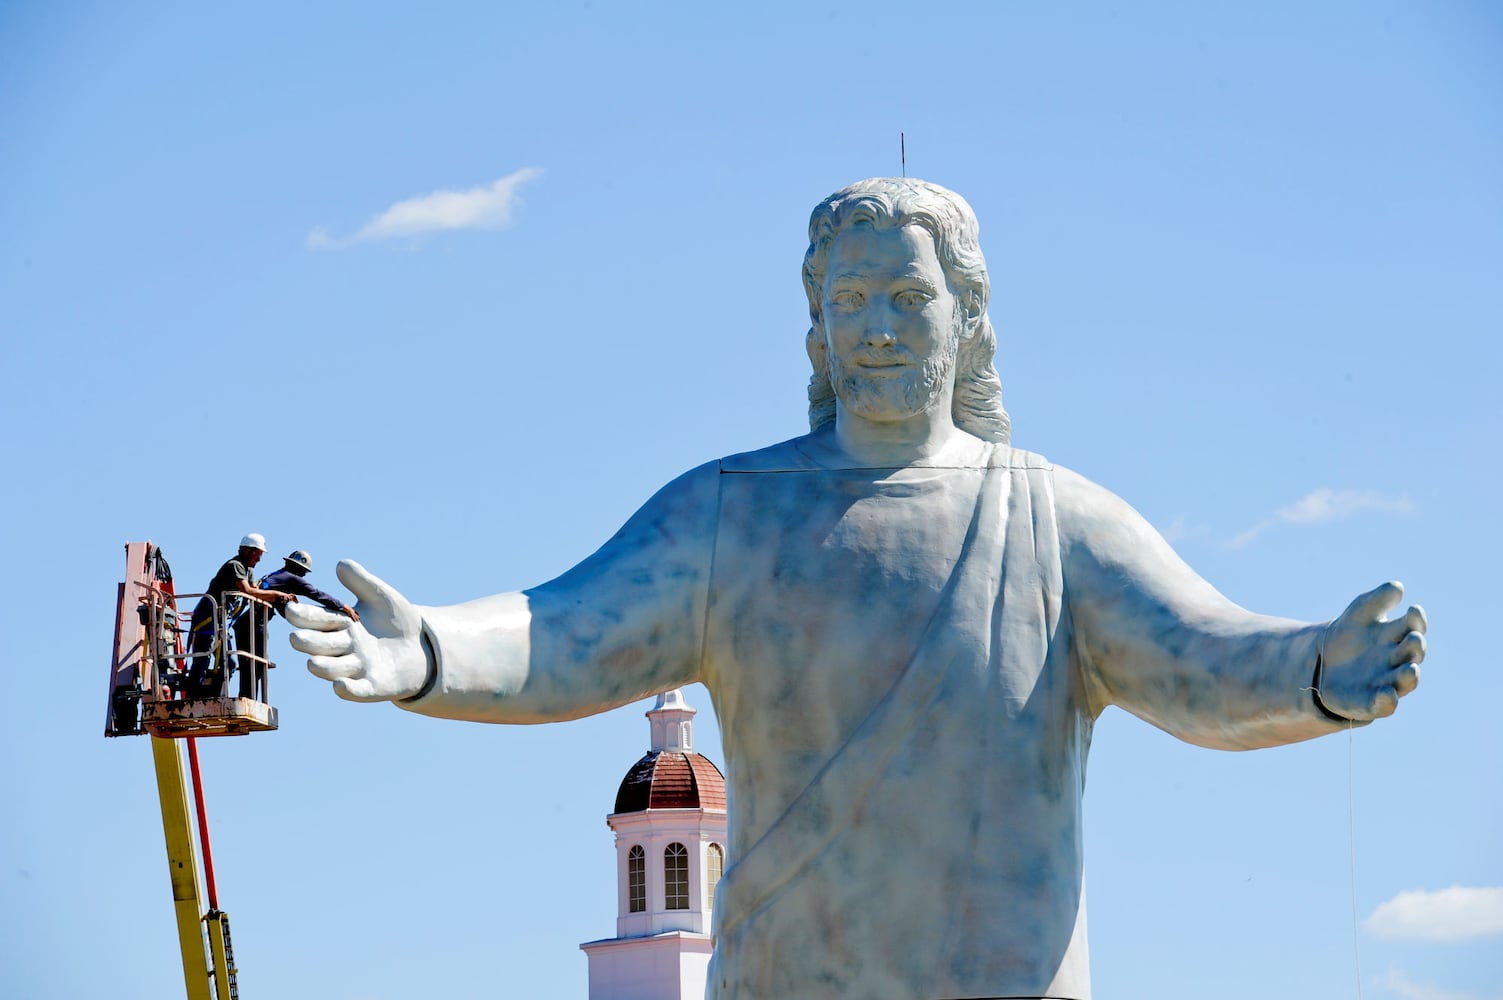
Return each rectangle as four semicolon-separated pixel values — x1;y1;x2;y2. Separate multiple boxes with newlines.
803;178;1010;443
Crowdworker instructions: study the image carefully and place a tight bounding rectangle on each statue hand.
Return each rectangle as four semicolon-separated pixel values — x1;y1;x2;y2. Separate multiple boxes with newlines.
1317;582;1427;721
288;560;428;702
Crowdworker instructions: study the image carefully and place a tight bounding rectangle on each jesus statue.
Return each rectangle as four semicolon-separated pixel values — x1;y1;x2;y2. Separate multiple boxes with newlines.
288;177;1426;999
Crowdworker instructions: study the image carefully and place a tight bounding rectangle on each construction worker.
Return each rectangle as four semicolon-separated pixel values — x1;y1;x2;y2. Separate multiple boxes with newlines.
236;550;359;699
186;533;291;699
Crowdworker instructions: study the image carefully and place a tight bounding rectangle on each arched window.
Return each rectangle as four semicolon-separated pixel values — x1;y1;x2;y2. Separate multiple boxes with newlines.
627;845;646;913
664;842;689;910
706;843;724;912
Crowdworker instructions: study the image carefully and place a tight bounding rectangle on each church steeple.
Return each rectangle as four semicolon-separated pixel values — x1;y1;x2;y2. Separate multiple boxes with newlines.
581;688;727;1000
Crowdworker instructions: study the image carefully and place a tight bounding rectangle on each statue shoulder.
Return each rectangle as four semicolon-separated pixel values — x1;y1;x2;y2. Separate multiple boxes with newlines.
717;433;1059;473
719;433;828;473
995;444;1054;471
653;457;724;503
1044;460;1171;560
591;458;724;556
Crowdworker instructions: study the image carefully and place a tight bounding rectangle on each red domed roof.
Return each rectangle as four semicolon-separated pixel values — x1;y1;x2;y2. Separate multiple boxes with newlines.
614;750;726;814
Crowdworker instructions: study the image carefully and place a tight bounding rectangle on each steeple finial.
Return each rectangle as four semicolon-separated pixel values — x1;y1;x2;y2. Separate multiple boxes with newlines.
647;688;696;751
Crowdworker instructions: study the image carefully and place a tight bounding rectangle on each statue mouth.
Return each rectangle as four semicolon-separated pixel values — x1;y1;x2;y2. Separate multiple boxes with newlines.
852;354;911;371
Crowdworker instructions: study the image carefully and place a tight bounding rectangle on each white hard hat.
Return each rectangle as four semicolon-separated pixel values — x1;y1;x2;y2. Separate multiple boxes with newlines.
284;550;313;572
240;532;268;552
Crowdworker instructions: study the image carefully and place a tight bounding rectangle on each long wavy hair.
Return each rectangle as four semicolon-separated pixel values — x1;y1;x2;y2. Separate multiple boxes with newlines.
802;177;1010;444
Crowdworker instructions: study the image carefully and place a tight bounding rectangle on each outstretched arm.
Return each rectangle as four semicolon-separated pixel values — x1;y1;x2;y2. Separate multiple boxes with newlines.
289;461;722;724
1055;466;1426;750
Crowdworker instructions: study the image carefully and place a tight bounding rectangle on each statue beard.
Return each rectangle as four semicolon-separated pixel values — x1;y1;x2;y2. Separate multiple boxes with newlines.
828;336;959;424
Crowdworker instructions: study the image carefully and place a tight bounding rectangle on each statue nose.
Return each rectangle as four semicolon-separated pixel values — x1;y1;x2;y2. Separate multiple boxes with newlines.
862;324;897;347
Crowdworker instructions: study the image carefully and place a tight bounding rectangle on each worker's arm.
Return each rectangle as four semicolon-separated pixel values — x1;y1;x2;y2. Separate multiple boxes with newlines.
233;577;294;607
288;461;721;722
1055;465;1425;750
274;574;359;621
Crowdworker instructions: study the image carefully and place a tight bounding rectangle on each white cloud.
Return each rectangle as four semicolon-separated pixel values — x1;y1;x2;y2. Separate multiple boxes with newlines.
1230;487;1413;548
1366;886;1503;942
1376;966;1498;1000
307;167;543;249
1276;488;1414;524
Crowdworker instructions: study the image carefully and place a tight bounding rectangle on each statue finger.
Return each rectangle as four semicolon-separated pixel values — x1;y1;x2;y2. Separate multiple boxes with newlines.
292;629;353;657
1341;581;1404;625
290;627;345;654
1367;684;1399;719
307;654;363;681
1389;630;1426;666
286;603;347;630
333;676;384;702
336;560;410;619
1390;662;1421;698
1379;606;1428;645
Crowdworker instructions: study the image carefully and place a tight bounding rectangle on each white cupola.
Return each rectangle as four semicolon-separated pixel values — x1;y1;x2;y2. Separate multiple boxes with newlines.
580;688;727;1000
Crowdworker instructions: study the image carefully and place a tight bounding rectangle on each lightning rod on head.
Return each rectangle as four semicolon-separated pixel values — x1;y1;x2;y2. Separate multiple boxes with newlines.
901;132;906;177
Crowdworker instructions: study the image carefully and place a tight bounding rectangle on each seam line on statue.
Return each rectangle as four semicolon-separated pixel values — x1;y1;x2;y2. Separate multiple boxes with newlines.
400;628;439;704
693;466;725;681
720;465;1013;474
1310;652;1356;723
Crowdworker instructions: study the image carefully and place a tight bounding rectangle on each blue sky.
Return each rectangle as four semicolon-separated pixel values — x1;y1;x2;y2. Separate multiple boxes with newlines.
2;2;1500;998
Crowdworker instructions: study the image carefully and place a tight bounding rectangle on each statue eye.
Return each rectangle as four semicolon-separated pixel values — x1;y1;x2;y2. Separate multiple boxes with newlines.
894;289;933;309
830;290;864;310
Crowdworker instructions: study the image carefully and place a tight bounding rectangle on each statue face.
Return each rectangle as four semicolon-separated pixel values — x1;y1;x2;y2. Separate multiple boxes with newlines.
821;224;960;423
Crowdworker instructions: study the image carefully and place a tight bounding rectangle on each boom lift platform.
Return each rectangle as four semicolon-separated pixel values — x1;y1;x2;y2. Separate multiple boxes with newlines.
106;540;281;1000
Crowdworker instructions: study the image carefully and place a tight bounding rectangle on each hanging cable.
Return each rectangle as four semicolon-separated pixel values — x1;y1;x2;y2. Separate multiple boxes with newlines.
1346;722;1364;999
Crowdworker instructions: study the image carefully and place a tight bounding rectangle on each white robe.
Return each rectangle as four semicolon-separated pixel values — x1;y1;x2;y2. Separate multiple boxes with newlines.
404;433;1342;999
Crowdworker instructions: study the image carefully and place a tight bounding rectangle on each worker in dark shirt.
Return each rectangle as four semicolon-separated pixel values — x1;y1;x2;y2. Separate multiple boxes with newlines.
186;533;292;699
262;550;359;620
237;549;360;699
